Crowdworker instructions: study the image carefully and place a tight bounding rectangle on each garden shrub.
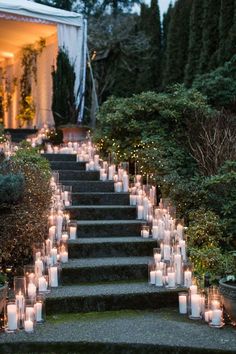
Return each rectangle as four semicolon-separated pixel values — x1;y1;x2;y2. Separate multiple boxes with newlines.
0;173;24;205
0;147;52;273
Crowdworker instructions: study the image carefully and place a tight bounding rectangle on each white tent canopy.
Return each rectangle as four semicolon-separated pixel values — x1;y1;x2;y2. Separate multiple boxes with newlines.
0;0;87;128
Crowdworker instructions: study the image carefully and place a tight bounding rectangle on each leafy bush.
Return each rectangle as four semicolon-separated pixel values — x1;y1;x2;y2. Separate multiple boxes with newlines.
193;55;236;111
0;173;24;205
0;147;52;272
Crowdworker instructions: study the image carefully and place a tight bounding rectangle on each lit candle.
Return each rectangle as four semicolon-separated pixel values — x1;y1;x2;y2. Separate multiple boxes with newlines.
27;282;36;298
150;271;156;285
122;172;129;192
137;205;144;219
174;253;182;285
155;270;163;287
38;276;48;292
211;309;222;326
34;302;43;322
49;226;56;240
115;181;122;193
49;267;58;287
50;247;58;265
143;197;149;220
61;232;69;242
179;294;188;314
152;226;158;239
35;259;43;278
163;244;171;261
7;304;17;331
204;310;213;322
184;270;192;288
69;226;77;240
179;240;186;261
141;229;149;238
211;300;220;310
190;285;197;295
24;319;33;333
60;246;68;263
56;214;63;240
191;294;201;318
130;195;137;206
154;253;161;263
168;272;176;288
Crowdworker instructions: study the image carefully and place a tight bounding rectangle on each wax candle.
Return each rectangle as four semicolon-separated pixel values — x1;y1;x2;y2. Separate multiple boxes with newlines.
211;309;222;326
35;259;43;278
24;320;33;333
152;226;158;239
204;310;213;322
16;291;25;311
115;182;122;193
50;247;58;265
25;306;34;321
141;229;149;238
56;215;63;240
118;168;124;181
101;173;107;181
108;165;115;180
38;276;48;292
163;244;171;261
7;304;17;331
191;294;201;318
69;226;77;240
168;272;176;288
137;205;144;219
143;197;149;220
130;195;137;206
154;253;161;263
28;282;36;298
184;270;192;288
150;271;156;285
155;270;163;287
179;240;186;261
179;294;188;314
174;254;182;285
49;226;56;240
50;267;58;287
177;224;183;239
190;285;197;295
34;302;43;322
62;232;69;242
164;230;171;243
122;173;129;192
136;194;143;206
60;251;68;263
211;300;220;310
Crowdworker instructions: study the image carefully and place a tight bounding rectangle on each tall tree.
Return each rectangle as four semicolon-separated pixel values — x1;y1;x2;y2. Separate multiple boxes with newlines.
140;0;162;89
184;0;204;86
34;0;75;11
161;3;173;87
199;0;221;73
100;0;141;17
224;0;236;63
162;0;192;87
218;0;235;65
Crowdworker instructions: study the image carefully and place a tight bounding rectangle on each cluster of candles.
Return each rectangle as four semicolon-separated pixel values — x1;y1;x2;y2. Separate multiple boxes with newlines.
4;170;75;333
27;124;51;147
178;285;224;328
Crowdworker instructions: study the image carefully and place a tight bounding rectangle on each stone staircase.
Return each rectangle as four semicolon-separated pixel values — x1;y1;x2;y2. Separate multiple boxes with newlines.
44;153;181;315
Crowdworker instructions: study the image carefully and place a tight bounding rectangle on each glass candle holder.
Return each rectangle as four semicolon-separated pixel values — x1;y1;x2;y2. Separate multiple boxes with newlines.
48;264;61;288
153;248;162;264
38;274;50;294
13;276;26;297
141;225;150;238
24;266;37;300
5;301;18;333
179;292;188;314
59;243;68;263
69;222;77;240
15;290;25;329
167;266;176;289
189;292;202;320
148;261;156;285
34;295;45;324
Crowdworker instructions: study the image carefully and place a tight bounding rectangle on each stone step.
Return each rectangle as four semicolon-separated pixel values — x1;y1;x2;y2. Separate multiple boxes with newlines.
68;237;156;258
43;153;77;161
1;309;235;354
50;161;86;170
62;180;114;193
46;282;182;314
76;220;145;237
72;192;130;206
59;170;100;181
66;205;137;220
62;257;150;284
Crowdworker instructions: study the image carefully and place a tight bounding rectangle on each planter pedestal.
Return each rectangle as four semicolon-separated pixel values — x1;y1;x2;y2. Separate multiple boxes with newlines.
219;278;236;324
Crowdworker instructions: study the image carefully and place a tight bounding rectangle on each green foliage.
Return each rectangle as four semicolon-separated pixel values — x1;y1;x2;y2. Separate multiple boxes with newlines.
184;0;204;86
0;272;7;286
0;173;24;205
52;49;78;127
199;0;221;73
0;148;52;272
193;56;236;109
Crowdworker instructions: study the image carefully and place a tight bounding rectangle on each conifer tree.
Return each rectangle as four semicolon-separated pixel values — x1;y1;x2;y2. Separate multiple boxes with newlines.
224;0;236;63
199;0;221;73
161;3;173;87
162;0;192;87
218;0;235;65
184;0;204;86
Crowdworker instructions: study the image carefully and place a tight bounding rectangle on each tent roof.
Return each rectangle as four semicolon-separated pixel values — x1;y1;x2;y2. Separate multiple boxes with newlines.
0;0;83;26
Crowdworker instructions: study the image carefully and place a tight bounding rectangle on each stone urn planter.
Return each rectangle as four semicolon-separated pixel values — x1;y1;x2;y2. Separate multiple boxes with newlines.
0;284;8;314
219;278;236;324
60;125;90;143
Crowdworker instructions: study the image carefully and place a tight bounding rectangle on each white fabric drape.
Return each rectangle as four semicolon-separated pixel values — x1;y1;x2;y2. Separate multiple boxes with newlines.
57;21;87;122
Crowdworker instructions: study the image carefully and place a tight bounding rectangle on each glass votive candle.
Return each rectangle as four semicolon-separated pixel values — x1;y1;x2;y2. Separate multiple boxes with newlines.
69;222;77;240
148;261;156;285
141;225;150;238
179;292;188;314
34;295;45;324
5;301;18;333
13;276;26;297
209;307;224;328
